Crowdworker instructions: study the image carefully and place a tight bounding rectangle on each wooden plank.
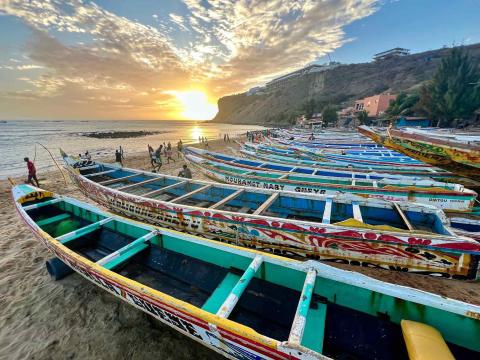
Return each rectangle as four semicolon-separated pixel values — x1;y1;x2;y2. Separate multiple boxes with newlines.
99;174;138;186
142;180;188;198
79;165;99;171
84;169;117;178
216;255;263;318
97;231;158;270
352;201;363;222
209;189;244;209
116;177;163;191
289;167;298;173
23;198;61;211
37;213;71;227
289;268;317;344
322;198;332;224
171;184;212;203
252;192;279;215
393;202;414;231
57;217;114;244
238;206;250;213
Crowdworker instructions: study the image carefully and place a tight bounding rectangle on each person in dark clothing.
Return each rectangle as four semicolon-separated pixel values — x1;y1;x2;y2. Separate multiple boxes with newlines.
115;150;123;166
24;157;40;187
178;164;192;179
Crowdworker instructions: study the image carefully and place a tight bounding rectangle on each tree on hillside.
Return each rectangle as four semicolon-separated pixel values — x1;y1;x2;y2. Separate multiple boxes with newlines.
418;47;480;127
356;110;370;125
322;105;338;127
386;92;420;118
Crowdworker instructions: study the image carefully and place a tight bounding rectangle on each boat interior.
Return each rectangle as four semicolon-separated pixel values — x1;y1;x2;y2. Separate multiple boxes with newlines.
75;163;449;235
20;194;477;359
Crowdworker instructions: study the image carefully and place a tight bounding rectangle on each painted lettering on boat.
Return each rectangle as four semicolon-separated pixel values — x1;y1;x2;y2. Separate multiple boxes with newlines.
64;260;268;359
294;187;326;195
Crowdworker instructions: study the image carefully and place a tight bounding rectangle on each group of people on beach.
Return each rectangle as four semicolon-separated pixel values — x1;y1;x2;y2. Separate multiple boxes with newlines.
246;130;270;143
147;140;183;172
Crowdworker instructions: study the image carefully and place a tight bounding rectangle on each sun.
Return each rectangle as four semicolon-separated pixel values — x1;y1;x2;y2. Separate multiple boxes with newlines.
173;90;218;120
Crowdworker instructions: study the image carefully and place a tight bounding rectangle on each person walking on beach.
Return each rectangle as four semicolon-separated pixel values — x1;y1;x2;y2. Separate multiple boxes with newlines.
227;134;230;142
153;146;163;172
178;164;192;179
224;134;227;142
115;150;123;166
177;140;183;158
166;146;176;164
148;144;155;167
24;157;40;187
204;138;209;148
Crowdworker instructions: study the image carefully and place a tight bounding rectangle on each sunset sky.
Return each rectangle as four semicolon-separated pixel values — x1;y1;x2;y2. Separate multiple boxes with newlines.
0;0;478;120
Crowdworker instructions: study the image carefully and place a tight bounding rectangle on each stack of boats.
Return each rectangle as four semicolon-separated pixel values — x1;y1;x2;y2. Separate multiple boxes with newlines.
11;128;480;359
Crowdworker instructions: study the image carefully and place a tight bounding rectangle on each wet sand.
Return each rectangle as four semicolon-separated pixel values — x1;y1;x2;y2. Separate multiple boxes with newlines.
1;137;479;359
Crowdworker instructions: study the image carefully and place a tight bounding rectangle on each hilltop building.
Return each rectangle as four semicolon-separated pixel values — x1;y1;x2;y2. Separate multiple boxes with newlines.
246;86;265;96
265;62;341;92
355;93;396;117
373;48;410;61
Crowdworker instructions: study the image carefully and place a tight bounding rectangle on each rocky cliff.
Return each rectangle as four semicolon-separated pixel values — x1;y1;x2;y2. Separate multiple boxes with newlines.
212;43;480;125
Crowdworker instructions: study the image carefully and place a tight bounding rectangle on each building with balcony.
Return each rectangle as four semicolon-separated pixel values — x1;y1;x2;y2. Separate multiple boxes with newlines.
373;48;410;61
355;93;396;117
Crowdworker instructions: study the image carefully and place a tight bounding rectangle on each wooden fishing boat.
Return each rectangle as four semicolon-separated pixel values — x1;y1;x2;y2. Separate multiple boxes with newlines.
187;147;463;191
242;142;456;178
255;142;427;167
358;126;480;178
12;184;480;359
186;150;477;212
60;151;480;279
240;145;459;180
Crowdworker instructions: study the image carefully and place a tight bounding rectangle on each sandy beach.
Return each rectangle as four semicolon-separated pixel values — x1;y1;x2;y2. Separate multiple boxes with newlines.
1;137;480;359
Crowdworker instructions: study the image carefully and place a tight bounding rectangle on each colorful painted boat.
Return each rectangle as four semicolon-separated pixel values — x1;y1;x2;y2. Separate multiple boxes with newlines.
242;142;457;179
186;150;477;212
240;146;459;181
254;142;427;167
358;126;480;178
186;147;463;191
12;184;480;359
60;152;480;279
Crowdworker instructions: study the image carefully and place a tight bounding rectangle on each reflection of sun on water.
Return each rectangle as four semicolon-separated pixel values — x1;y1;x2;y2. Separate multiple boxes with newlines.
174;90;218;120
191;126;203;141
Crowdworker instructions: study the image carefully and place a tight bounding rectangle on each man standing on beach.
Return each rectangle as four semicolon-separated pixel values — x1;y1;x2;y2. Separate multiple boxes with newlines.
178;164;192;179
177;140;183;158
115;150;123;166
24;157;40;187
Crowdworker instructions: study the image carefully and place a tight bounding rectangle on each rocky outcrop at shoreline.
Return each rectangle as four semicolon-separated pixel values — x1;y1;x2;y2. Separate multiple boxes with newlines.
80;130;168;139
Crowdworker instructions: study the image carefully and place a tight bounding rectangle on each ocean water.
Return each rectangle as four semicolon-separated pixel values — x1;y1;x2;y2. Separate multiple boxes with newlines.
0;120;265;179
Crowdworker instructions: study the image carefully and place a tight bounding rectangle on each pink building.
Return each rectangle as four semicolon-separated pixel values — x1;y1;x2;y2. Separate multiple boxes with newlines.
354;93;396;117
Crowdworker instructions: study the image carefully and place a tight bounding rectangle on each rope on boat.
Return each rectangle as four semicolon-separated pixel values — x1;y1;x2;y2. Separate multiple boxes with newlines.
36;142;69;185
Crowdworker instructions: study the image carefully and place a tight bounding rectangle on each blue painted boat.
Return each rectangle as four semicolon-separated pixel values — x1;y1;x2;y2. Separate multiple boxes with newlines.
60;150;480;279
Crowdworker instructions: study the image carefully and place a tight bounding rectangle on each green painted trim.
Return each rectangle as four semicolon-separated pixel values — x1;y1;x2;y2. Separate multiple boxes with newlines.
302;303;327;353
37;213;71;227
202;273;241;313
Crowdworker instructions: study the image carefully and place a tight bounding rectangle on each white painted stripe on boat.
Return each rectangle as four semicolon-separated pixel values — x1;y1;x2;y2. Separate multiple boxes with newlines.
23;198;61;211
322;198;332;224
99;174;138;185
253;192;279;216
372;180;378;188
117;177;163;191
142;180;188;198
289;167;298;173
216;255;263;318
352;201;363;222
278;173;289;180
84;169;117;178
288;268;317;344
171;184;212;203
209;189;244;209
351;179;356;186
56;217;114;242
96;230;158;266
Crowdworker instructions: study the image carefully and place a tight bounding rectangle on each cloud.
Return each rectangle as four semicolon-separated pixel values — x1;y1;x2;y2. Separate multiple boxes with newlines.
0;0;380;119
